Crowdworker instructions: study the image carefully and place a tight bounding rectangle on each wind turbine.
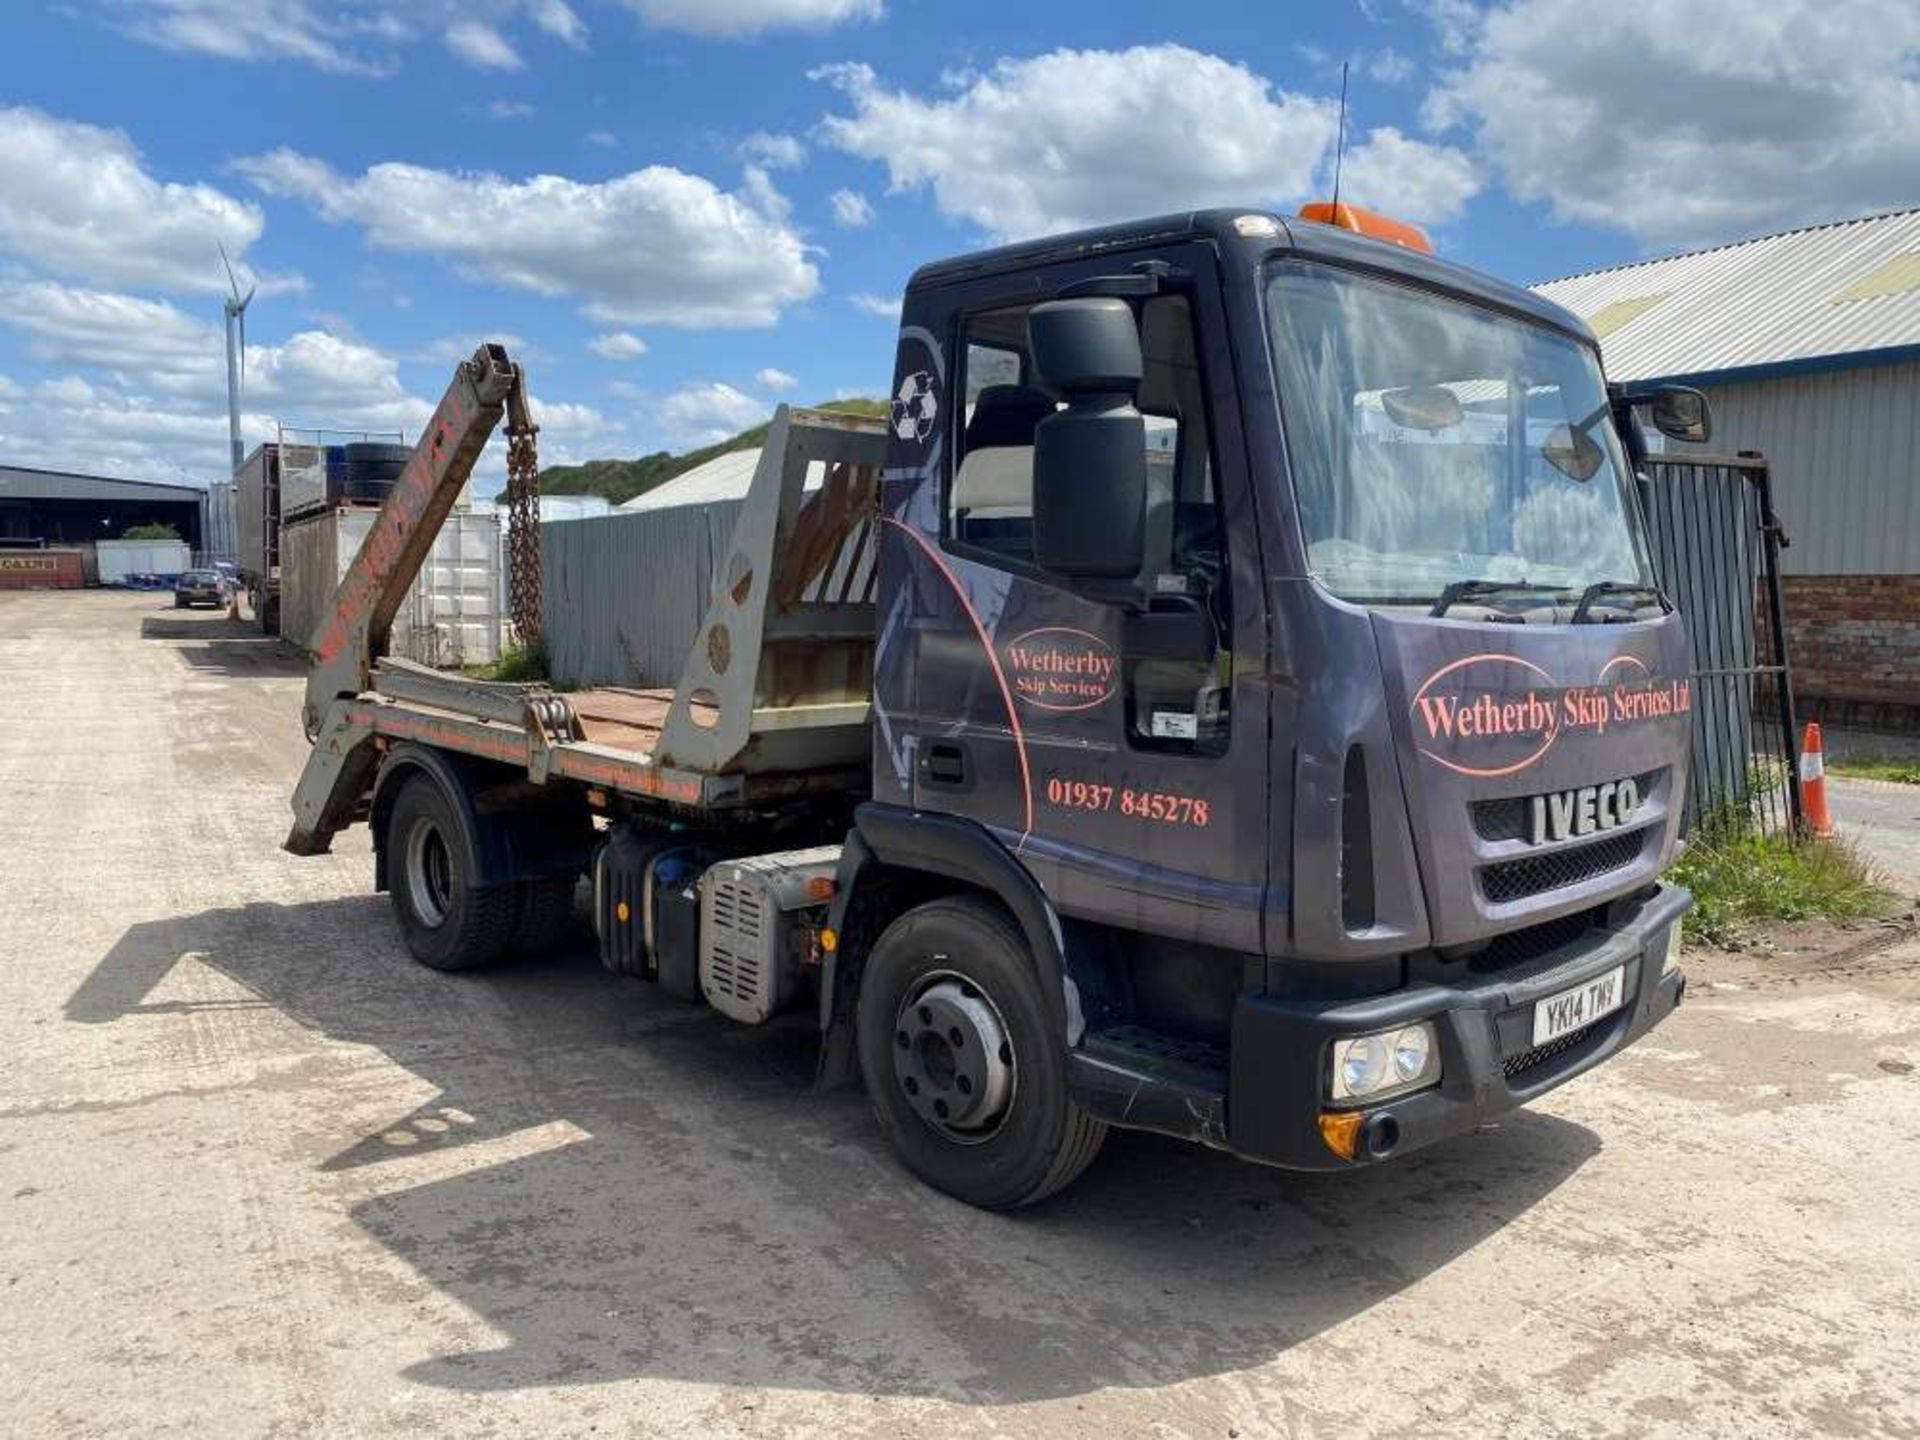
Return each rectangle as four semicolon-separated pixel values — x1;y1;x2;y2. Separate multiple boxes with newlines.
219;244;255;476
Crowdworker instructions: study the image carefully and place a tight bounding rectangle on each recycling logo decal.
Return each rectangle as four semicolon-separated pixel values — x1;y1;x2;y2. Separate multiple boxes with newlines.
891;370;939;444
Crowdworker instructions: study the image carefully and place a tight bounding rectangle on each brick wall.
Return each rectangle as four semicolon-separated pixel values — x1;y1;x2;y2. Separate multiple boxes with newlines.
1778;574;1920;731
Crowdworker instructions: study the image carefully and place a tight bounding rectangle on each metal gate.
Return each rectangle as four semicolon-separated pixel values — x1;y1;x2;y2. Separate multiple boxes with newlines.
1640;451;1801;834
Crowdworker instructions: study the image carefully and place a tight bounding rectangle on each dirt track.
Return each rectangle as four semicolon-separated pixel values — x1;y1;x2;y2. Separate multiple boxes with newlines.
3;590;1918;1438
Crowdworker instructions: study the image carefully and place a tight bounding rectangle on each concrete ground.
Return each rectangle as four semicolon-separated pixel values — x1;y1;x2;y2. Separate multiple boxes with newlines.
1830;777;1920;896
3;590;1919;1439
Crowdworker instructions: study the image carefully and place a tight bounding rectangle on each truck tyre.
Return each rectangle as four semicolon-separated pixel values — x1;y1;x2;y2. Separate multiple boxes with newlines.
511;876;580;955
386;776;517;971
857;895;1106;1209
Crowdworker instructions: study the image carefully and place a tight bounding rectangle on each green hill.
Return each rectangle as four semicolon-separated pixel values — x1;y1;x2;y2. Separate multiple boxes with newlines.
520;398;888;507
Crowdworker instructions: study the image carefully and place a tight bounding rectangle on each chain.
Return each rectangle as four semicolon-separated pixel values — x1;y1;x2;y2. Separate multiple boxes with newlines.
505;424;542;649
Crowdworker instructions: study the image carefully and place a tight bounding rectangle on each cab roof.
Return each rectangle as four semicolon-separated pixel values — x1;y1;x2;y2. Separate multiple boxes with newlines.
906;208;1595;347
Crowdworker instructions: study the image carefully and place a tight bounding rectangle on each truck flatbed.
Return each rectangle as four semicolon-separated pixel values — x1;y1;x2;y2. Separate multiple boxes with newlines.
336;660;866;813
286;350;887;853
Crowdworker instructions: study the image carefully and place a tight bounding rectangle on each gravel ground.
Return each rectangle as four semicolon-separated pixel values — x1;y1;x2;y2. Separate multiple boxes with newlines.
3;590;1918;1439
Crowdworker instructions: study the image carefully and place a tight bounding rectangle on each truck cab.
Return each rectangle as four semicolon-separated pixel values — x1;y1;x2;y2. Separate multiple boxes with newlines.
845;207;1694;1194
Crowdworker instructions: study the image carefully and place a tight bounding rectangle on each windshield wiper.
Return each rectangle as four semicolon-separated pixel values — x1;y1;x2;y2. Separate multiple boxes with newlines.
1429;578;1562;619
1571;580;1672;624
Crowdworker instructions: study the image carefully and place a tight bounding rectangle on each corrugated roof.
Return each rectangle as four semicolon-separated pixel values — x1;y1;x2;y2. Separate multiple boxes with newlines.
1532;208;1920;384
0;465;205;503
619;449;763;513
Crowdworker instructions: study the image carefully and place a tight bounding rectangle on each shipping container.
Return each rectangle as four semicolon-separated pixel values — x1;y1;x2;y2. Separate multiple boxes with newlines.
281;507;501;667
234;444;279;588
204;480;237;564
0;549;85;590
96;538;191;585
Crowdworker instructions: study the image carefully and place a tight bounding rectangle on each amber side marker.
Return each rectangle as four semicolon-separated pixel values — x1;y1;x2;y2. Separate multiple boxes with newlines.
1317;1110;1365;1161
820;928;839;954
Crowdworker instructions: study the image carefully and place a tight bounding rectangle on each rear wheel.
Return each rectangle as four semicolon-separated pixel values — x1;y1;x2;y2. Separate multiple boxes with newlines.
386;777;516;971
857;895;1106;1209
511;875;580;954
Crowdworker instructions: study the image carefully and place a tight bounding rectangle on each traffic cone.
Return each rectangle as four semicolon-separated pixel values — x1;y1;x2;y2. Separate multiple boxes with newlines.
1798;721;1835;838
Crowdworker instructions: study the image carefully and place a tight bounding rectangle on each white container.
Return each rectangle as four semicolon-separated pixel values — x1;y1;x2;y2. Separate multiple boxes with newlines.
281;508;502;668
96;538;192;584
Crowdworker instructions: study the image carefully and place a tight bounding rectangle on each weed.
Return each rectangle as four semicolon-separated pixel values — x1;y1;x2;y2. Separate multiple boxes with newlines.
1669;816;1900;945
1829;757;1920;786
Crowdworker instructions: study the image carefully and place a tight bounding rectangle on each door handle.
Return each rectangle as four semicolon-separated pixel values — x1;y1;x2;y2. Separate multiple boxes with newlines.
923;740;970;788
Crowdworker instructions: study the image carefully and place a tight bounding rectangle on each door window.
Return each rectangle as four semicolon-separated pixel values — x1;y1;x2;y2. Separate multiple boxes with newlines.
946;292;1232;753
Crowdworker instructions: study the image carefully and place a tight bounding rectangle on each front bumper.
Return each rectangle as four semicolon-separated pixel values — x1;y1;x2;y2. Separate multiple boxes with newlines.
1068;882;1690;1170
1227;882;1690;1169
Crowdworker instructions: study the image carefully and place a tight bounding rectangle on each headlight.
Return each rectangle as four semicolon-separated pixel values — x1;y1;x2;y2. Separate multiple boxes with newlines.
1329;1022;1440;1104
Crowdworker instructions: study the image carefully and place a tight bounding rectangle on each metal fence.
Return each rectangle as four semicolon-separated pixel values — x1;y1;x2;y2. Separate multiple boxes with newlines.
542;500;748;689
1641;451;1801;834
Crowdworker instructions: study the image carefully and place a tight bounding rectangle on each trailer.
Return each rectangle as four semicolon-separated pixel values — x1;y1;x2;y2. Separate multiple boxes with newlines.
289;208;1711;1209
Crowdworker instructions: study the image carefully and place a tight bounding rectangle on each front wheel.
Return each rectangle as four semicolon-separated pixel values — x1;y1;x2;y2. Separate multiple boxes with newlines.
385;777;517;971
857;896;1106;1209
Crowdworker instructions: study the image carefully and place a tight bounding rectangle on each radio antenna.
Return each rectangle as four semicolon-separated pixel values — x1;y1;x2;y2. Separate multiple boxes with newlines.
1331;60;1350;209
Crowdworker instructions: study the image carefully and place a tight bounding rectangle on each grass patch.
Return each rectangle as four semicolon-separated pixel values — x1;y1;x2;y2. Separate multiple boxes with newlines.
1669;818;1899;945
466;640;549;685
1829;756;1920;785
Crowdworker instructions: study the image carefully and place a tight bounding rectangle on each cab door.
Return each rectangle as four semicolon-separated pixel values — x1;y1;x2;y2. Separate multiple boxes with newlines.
884;245;1270;954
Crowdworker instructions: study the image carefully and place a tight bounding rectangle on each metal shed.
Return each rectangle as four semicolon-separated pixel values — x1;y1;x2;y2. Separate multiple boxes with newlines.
1535;209;1920;729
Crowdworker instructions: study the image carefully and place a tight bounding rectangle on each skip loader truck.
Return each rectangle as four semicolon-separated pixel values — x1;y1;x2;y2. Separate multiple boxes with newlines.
286;204;1714;1209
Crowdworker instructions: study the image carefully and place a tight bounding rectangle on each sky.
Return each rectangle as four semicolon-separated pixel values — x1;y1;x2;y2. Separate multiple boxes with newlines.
0;0;1915;487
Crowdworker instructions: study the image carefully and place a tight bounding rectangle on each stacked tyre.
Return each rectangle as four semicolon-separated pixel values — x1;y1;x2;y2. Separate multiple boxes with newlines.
343;442;410;505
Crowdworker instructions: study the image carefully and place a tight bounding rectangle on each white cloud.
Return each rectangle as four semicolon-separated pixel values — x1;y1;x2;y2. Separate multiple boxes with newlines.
755;367;798;392
588;331;648;360
1423;0;1920;248
488;99;536;120
586;129;618;148
816;47;1356;240
1367;48;1415;85
829;188;874;228
235;148;820;327
530;0;587;47
658;381;769;445
0;281;433;480
740;131;807;169
847;292;901;320
613;0;882;38
1336;126;1481;227
113;0;389;74
445;19;522;69
0;107;269;294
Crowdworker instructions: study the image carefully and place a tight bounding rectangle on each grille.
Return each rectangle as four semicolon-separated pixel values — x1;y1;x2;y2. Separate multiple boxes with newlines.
1472;770;1664;842
703;881;764;1008
1469;907;1603;973
1480;827;1648;904
1503;1019;1602;1079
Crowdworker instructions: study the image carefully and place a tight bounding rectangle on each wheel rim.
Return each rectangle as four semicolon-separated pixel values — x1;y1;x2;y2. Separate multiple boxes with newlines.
403;815;454;928
892;973;1016;1143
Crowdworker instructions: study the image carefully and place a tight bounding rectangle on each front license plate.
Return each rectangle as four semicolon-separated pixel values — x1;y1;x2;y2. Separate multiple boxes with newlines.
1532;965;1625;1046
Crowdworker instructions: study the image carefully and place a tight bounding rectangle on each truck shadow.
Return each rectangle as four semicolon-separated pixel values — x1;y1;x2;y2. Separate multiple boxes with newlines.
71;898;1601;1405
140;612;306;678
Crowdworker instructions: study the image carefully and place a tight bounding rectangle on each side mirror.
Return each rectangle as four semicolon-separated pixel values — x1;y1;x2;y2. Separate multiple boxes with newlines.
1028;298;1147;580
1646;385;1712;445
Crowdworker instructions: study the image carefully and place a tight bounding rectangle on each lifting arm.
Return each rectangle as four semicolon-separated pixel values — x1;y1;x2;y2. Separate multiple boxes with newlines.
299;343;535;738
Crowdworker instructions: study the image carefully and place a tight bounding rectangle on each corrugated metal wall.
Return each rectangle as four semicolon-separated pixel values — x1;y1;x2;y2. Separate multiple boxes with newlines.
1674;360;1920;575
542;502;745;688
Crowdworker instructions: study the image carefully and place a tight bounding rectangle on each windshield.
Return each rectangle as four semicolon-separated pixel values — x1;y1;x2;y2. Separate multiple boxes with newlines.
1265;261;1654;611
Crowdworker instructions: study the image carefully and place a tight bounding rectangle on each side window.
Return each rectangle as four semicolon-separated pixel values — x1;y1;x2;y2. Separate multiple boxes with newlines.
950;309;1042;564
946;289;1233;754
